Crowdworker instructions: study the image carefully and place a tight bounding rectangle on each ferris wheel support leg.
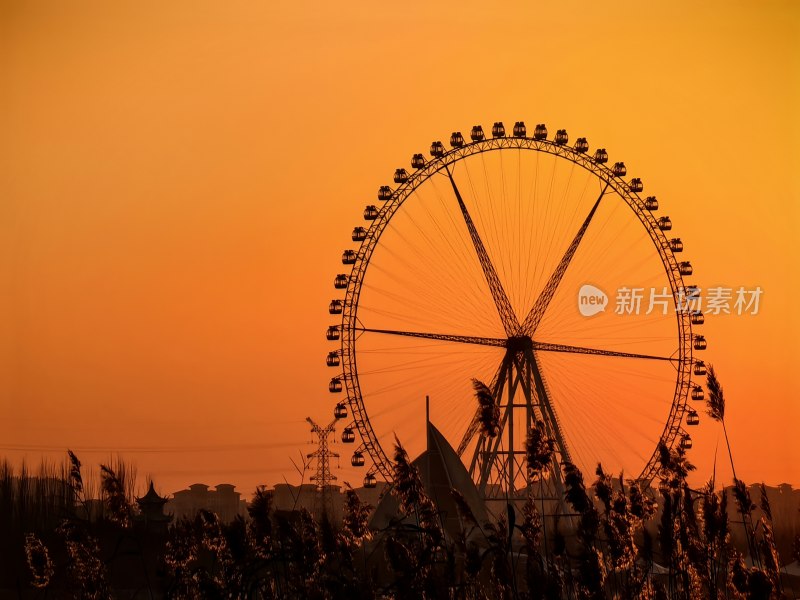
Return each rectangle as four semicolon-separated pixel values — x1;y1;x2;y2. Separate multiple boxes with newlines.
473;349;554;499
529;349;570;497
471;352;512;493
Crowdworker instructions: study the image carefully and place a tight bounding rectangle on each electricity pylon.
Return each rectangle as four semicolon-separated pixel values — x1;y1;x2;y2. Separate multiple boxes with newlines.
306;417;339;521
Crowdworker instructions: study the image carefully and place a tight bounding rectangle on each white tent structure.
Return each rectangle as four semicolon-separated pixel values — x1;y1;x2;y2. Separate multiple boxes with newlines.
782;561;800;576
370;421;489;541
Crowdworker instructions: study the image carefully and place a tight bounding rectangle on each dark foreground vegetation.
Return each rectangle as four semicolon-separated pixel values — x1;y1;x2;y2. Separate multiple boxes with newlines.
2;368;799;599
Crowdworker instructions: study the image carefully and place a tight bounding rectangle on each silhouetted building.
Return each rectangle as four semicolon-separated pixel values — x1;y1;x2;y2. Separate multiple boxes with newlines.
370;422;488;542
167;483;247;523
723;482;800;562
272;483;317;514
270;481;388;525
135;482;172;531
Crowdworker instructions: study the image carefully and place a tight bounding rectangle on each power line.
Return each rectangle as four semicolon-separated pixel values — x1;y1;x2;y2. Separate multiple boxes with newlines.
0;442;297;453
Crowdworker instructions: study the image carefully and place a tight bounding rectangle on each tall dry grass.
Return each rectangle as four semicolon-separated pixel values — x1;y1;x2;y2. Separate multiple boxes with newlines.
1;365;795;599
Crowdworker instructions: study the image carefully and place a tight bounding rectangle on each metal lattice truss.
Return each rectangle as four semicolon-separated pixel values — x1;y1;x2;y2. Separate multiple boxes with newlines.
306;417;339;518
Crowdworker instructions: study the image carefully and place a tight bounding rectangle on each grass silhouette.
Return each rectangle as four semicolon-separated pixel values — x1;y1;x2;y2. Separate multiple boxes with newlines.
0;369;796;597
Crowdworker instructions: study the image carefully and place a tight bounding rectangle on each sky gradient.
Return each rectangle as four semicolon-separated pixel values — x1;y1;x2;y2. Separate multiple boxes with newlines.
1;1;799;497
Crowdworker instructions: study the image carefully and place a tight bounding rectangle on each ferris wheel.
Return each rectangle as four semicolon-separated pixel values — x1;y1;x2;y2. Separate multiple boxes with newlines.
326;121;707;498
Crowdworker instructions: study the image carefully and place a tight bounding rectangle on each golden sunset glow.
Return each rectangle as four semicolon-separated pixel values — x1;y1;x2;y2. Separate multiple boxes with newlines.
1;1;798;499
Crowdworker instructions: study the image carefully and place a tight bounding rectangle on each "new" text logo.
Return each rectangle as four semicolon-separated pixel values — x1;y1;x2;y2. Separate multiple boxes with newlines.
578;284;608;317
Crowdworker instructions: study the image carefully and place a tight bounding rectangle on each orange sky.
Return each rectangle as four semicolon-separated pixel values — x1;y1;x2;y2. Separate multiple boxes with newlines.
1;1;799;498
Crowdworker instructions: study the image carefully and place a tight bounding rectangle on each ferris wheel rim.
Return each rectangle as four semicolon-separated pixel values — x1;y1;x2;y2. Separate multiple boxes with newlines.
332;130;696;485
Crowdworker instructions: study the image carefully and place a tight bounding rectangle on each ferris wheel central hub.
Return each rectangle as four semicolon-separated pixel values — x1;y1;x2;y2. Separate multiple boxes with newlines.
504;335;534;352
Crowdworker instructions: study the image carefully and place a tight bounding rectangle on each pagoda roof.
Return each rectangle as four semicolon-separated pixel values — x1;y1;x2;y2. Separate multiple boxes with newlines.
136;482;168;506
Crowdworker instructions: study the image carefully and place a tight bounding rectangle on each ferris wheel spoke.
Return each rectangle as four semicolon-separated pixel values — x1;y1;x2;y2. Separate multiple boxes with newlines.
520;183;610;336
444;164;521;336
532;341;675;362
358;327;506;348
